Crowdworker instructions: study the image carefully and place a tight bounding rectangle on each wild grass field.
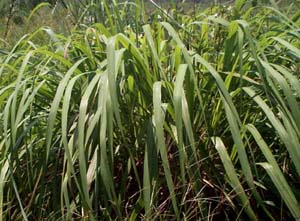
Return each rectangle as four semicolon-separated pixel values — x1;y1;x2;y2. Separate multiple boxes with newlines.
0;0;300;220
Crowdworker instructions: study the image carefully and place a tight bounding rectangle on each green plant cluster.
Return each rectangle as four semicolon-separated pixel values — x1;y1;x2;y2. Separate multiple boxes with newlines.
0;0;300;220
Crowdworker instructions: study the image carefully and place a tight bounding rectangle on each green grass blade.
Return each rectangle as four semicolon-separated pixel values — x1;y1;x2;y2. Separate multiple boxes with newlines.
212;137;257;220
173;64;188;185
153;82;179;220
243;87;300;176
0;160;9;221
272;37;300;59
78;74;101;212
46;58;86;163
259;163;300;219
247;124;300;219
9;163;29;221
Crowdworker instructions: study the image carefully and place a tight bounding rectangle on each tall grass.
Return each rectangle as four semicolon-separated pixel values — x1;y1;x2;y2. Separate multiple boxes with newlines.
0;0;300;220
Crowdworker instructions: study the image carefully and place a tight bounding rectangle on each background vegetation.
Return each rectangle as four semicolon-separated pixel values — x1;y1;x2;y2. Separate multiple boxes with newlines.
0;0;300;220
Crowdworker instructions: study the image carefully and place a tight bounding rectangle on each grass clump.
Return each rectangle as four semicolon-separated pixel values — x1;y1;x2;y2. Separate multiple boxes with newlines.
0;0;300;220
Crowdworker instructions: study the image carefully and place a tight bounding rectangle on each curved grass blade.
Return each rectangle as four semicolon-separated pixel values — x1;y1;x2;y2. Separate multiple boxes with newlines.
247;124;300;219
212;137;257;220
243;87;300;177
46;58;86;164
